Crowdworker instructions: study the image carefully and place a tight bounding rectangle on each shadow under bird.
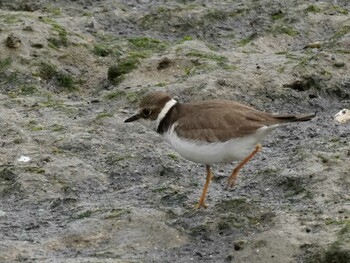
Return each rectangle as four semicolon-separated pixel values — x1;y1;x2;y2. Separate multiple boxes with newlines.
125;92;315;208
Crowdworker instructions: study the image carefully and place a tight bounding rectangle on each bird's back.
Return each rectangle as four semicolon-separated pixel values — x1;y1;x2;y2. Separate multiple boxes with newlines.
174;100;288;142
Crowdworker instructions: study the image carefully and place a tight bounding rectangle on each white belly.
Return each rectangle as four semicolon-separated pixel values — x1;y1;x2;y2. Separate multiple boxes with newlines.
162;124;278;164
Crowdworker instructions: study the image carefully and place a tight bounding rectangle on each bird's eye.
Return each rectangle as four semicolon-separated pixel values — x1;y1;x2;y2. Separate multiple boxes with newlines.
142;109;152;117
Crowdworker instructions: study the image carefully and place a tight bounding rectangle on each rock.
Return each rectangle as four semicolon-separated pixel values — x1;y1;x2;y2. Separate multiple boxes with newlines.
6;33;21;48
303;42;321;49
23;26;34;31
334;109;350;123
334;61;345;68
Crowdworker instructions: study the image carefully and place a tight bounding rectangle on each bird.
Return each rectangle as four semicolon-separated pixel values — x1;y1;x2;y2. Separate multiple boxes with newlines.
124;91;315;208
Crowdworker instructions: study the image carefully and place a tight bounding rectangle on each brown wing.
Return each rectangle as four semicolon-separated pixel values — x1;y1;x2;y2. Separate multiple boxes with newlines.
175;100;291;142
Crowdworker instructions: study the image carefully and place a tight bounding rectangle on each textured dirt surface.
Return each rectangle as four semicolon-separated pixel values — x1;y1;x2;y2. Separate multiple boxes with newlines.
0;1;350;262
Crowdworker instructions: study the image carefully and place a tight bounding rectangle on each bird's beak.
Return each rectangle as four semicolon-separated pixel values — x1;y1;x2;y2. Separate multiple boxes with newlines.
124;113;141;123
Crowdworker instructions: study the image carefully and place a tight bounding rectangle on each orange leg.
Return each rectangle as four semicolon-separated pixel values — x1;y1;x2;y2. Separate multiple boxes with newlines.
226;144;261;189
196;165;212;209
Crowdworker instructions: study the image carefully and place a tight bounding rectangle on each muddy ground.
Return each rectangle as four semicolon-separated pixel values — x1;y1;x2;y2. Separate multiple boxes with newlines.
0;0;350;262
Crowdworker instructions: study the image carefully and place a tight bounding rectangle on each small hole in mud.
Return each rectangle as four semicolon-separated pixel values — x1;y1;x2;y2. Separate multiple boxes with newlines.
284;79;311;91
157;57;172;70
309;94;317;99
234;243;243;251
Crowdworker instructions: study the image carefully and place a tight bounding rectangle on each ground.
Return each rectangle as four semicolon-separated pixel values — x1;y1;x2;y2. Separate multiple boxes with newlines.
0;1;350;262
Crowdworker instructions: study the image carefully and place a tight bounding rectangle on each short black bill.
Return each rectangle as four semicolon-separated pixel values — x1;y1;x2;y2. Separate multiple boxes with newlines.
124;114;140;123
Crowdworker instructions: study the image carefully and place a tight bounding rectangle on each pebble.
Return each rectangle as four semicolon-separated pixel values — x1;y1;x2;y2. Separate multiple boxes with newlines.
18;155;31;162
334;109;350;123
303;42;321;49
23;26;34;31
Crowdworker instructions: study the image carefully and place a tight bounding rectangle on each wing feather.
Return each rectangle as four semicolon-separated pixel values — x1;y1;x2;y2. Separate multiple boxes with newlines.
175;100;278;142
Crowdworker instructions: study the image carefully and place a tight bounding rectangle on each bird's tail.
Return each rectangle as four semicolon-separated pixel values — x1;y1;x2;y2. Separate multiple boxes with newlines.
273;112;316;123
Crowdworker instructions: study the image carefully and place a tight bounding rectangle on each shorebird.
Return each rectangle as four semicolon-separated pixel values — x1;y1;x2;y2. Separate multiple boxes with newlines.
125;92;315;208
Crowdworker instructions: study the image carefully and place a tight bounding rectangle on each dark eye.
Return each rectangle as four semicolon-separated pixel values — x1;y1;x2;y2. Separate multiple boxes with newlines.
142;109;152;117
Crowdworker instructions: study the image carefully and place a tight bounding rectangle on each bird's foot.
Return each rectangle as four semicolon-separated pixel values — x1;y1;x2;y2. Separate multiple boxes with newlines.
225;178;236;189
195;202;208;209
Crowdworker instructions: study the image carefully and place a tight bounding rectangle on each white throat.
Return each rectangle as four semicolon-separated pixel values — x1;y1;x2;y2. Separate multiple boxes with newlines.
155;98;177;128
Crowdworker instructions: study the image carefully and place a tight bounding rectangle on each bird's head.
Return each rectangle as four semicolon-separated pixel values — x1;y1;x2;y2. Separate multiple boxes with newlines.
124;91;176;130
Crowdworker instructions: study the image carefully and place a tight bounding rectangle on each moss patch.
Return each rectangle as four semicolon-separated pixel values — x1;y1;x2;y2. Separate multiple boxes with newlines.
238;32;258;46
167;153;178;161
273;25;298;36
104;208;131;219
40;17;69;48
104;90;125;100
93;45;112;57
35;62;77;91
76;210;93;220
108;56;140;84
271;10;284;20
56;72;76;91
0;57;12;73
127;37;166;52
332;25;350;40
185;50;227;62
96;112;113;119
305;5;321;13
36;62;57;80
